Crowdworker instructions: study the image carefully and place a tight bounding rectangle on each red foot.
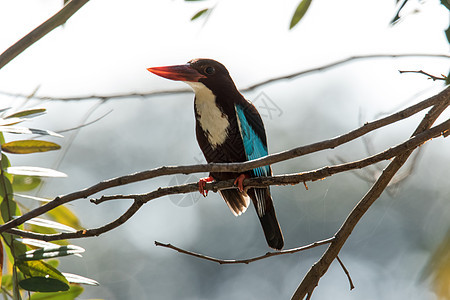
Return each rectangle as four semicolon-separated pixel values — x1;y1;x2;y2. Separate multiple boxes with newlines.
198;176;214;197
234;174;250;192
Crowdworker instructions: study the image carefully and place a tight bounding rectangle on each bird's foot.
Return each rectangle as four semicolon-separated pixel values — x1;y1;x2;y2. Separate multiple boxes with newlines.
234;174;250;192
198;176;214;197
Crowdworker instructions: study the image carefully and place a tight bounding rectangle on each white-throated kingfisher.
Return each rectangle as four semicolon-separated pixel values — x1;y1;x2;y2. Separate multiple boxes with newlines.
147;59;284;250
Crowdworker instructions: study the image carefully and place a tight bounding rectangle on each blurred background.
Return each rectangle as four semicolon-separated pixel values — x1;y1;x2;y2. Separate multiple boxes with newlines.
0;0;449;299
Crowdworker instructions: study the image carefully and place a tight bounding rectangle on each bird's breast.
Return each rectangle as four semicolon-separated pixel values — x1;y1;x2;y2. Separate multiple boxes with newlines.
191;83;230;149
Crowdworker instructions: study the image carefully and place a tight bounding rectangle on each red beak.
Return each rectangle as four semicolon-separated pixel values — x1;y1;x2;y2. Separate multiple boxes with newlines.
147;64;205;82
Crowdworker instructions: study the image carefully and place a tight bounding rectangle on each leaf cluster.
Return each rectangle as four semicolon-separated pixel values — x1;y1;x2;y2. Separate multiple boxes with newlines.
0;108;96;299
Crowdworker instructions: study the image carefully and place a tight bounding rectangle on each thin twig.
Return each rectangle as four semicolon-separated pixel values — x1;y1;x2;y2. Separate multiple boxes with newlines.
154;238;334;264
0;0;90;70
56;109;112;134
0;54;448;101
399;70;447;81
336;256;355;290
7;200;144;242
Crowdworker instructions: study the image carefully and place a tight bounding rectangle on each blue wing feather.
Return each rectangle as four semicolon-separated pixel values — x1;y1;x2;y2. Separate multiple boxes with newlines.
235;104;270;177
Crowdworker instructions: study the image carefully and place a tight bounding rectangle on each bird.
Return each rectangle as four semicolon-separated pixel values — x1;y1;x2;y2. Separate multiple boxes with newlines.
147;58;284;250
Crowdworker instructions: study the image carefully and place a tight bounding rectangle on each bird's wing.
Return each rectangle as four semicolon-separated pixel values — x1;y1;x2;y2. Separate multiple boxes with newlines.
234;102;271;177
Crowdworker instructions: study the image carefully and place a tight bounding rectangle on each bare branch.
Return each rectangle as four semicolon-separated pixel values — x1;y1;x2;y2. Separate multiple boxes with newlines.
7;200;144;242
56;109;112;134
0;86;447;237
291;95;449;300
153;238;334;264
244;54;450;91
0;0;90;70
3;117;449;241
0;88;446;242
0;54;448;101
336;256;355;290
399;70;447;81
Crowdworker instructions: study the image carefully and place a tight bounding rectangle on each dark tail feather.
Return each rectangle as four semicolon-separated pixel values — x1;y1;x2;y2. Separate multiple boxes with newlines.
219;189;250;216
259;205;284;250
250;188;284;250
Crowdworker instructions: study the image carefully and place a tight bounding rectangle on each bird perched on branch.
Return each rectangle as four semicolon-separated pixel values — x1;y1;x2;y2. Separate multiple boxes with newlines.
147;58;284;250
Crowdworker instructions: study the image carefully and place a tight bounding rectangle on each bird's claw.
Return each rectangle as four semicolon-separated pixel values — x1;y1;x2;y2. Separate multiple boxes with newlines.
198;176;214;197
234;174;250;193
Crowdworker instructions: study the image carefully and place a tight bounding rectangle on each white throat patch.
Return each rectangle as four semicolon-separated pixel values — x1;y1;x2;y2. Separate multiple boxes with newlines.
186;82;230;149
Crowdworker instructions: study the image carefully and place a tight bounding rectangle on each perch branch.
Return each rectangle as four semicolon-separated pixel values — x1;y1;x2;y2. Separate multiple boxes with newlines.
0;0;90;70
291;96;449;300
3;117;449;241
0;87;447;239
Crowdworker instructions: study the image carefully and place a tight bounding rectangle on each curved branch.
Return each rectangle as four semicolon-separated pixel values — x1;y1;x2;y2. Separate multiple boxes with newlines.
0;87;448;235
243;54;450;91
0;0;90;70
4;117;449;241
0;87;447;238
399;70;447;81
153;238;334;264
0;54;448;101
7;200;144;242
291;97;450;300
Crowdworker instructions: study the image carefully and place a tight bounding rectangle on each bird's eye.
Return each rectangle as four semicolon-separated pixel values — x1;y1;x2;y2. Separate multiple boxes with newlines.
205;66;215;75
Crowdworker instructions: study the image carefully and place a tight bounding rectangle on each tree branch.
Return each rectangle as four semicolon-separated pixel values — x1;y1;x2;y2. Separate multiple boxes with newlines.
336;256;355;291
153;238;334;264
0;86;447;237
399;70;447;81
291;95;449;300
0;0;90;70
0;54;448;101
3;117;449;241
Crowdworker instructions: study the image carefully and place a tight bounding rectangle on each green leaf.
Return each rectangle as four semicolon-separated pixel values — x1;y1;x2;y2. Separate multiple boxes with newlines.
19;277;69;292
4;109;46;119
45;205;82;230
0;154;19;225
290;0;312;29
2;140;61;154
0;117;25;126
16;238;60;249
17;260;68;285
12;176;42;192
24;225;69;246
45;259;59;269
24;218;77;233
0;239;3;282
441;0;450;10
191;8;209;21
6;167;67;178
0;126;62;138
18;245;85;261
62;273;99;286
29;284;84;300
